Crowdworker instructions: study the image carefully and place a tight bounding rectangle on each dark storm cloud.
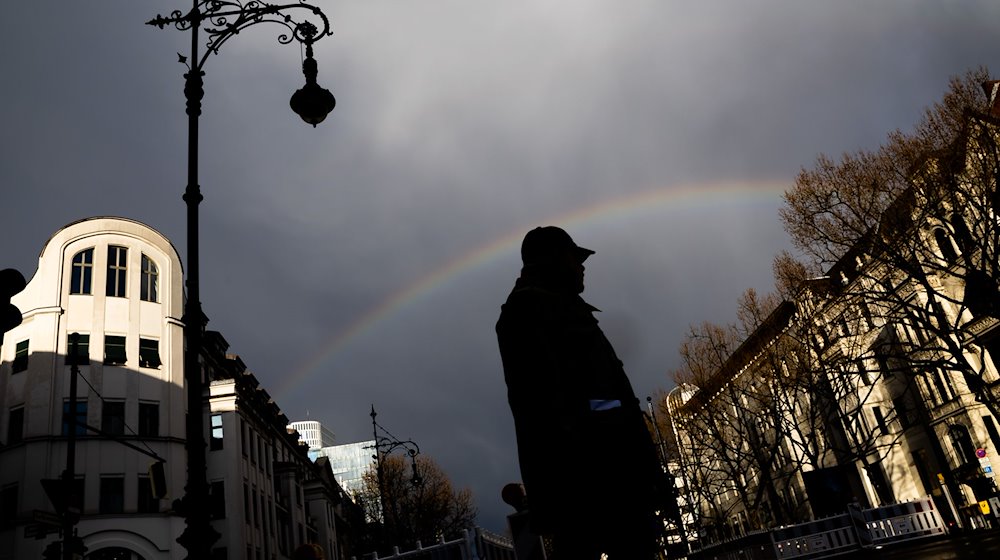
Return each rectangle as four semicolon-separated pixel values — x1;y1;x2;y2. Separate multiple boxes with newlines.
4;0;1000;534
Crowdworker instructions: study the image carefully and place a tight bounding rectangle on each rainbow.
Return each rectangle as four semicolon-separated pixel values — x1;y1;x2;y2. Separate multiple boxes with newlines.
275;180;789;398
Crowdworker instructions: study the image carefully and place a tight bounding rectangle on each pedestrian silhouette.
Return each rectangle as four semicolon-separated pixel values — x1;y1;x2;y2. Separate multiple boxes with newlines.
496;226;663;560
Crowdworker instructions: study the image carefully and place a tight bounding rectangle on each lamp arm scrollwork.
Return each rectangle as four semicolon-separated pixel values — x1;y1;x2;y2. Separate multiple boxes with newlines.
148;0;333;69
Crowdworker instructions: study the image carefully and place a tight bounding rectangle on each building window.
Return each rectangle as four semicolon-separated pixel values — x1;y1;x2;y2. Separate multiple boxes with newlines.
99;477;125;514
139;338;161;369
253;485;260;526
919;375;942;408
875;351;893;379
70;249;94;295
860;302;875;330
140;254;159;302
949;424;978;465
138;402;159;437
106;246;127;297
210;414;224;451
7;407;24;445
66;333;90;365
0;484;17;527
893;396;914;430
137;476;158;513
933;368;956;403
856;359;872;385
12;340;28;373
244;483;251;522
104;335;127;365
62;401;87;436
210;480;226;519
101;401;125;436
934;228;959;263
872;406;888;435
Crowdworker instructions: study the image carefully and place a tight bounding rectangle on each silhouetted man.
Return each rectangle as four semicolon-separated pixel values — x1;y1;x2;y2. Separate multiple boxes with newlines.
496;226;662;559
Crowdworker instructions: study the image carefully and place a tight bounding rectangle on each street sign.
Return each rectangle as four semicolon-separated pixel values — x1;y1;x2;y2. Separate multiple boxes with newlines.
980;456;995;478
979;500;991;515
23;523;59;540
33;510;61;527
977;447;988;459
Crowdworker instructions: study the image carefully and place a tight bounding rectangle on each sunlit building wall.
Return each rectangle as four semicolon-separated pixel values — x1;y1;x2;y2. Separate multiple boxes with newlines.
0;217;187;560
0;218;357;560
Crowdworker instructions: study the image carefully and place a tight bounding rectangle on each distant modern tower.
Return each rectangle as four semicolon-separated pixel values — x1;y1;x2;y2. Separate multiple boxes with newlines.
289;420;336;453
288;419;374;498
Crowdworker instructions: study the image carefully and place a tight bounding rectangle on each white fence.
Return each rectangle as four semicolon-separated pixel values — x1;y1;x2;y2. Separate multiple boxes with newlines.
692;497;945;560
865;498;945;547
772;515;858;559
352;528;515;560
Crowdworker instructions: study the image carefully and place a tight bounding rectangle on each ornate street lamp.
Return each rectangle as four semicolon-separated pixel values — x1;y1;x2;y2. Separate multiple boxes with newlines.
146;2;334;558
369;405;422;547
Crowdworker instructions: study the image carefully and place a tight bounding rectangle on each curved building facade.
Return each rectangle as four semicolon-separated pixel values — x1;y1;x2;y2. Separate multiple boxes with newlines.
0;217;187;559
1;217;359;560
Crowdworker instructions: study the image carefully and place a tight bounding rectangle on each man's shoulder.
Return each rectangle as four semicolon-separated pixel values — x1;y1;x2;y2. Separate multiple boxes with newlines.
498;286;553;327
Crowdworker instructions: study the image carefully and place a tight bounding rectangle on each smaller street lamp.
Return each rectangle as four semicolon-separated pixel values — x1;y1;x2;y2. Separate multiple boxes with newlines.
369;405;422;547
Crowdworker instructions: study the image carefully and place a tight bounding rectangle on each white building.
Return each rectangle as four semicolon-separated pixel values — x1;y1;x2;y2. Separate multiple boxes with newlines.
0;217;186;559
288;421;336;453
0;217;360;560
668;93;1000;544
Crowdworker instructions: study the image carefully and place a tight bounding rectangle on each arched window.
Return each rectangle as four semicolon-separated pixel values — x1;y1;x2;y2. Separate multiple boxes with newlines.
70;249;94;294
934;228;958;264
140;255;158;303
107;246;128;297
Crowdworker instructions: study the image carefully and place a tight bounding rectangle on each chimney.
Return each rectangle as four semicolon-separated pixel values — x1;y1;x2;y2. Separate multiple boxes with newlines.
982;80;1000;118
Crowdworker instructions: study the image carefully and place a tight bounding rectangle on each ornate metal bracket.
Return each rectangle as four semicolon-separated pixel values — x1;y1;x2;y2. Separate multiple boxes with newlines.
147;0;333;70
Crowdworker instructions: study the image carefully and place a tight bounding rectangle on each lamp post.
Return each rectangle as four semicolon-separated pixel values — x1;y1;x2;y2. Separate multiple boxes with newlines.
146;2;335;558
369;405;422;548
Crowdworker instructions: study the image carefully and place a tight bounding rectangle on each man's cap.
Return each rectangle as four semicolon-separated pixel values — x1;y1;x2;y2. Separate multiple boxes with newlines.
521;226;595;265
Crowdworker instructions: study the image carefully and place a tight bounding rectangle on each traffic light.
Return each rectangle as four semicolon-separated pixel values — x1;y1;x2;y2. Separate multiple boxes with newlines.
42;541;60;560
0;268;26;345
67;534;87;558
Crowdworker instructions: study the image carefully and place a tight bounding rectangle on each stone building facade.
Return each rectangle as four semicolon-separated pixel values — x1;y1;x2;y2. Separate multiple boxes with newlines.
0;217;358;560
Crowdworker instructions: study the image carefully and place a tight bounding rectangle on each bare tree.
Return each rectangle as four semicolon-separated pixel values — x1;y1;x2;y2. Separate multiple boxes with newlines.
356;454;477;555
780;66;1000;420
668;291;812;537
669;281;938;537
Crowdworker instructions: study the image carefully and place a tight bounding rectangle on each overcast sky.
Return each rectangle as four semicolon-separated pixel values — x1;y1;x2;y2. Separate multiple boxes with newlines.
3;0;1000;534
